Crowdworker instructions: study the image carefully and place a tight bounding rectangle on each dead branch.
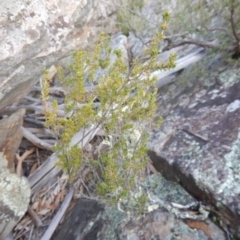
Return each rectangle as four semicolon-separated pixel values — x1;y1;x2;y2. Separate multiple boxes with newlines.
25;127;54;138
32;85;96;96
151;48;205;88
16;147;35;176
27;206;43;227
32;86;65;97
24;96;42;103
162;39;221;52
22;127;53;151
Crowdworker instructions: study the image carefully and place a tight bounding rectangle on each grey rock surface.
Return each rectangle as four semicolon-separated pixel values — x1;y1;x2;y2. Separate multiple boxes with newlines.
54;174;226;240
148;59;240;237
0;0;120;112
117;209;225;240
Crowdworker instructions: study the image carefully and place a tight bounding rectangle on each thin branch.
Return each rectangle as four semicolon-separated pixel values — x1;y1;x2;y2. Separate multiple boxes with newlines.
27;206;43;227
165;32;189;39
22;127;53;151
16;147;35;176
207;27;229;33
162;39;221;51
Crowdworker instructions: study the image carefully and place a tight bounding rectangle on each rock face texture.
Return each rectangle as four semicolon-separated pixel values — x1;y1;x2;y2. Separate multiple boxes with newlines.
0;1;120;238
53;174;226;240
0;0;119;112
148;60;240;237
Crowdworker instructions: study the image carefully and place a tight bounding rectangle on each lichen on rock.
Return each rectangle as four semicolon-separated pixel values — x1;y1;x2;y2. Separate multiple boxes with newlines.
148;59;240;237
0;152;30;240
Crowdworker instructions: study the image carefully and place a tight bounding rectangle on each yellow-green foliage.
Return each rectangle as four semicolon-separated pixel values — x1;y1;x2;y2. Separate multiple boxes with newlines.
41;13;176;205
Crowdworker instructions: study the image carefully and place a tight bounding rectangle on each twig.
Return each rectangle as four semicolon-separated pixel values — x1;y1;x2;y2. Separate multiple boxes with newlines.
32;85;96;96
22;127;53;151
162;39;220;51
16;147;35;176
27;206;43;227
28;224;34;240
151;48;205;88
40;188;74;240
24;96;42;103
24;127;54;138
147;161;158;174
24;117;45;128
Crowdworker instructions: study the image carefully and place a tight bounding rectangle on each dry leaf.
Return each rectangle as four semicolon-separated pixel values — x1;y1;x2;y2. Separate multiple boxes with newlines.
30;162;39;174
185;220;212;239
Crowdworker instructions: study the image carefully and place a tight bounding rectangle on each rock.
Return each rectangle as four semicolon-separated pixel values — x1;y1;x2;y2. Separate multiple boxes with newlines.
0;109;25;173
52;198;104;240
117;209;225;240
148;59;240;237
0;0;120;112
53;174;226;240
0;152;30;240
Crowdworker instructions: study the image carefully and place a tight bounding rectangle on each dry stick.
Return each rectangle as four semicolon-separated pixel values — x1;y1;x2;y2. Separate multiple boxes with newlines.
153;48;206;88
27;206;43;227
147;162;158;174
162;39;221;52
24;96;42;103
25;127;54;138
40;188;74;240
16;147;35;176
22;127;53;151
32;85;96;96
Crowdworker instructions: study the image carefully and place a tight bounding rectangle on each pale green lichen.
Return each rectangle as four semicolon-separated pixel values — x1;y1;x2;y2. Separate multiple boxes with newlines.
0;152;8;174
0;155;30;240
218;68;240;88
0;172;30;219
217;131;240;199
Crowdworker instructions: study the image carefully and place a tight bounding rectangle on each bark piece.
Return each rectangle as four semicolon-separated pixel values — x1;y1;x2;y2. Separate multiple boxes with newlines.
148;60;240;237
0;109;25;173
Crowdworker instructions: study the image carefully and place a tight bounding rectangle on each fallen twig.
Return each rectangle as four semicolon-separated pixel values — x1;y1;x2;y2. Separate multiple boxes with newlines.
16;147;35;176
27;206;43;227
22;127;53;151
162;39;220;52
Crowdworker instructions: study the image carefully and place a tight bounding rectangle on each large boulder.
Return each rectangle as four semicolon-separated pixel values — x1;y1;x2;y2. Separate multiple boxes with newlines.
0;0;119;112
148;58;240;237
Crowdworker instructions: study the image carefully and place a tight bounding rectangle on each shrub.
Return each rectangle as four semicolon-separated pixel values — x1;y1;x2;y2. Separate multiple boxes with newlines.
41;12;176;206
